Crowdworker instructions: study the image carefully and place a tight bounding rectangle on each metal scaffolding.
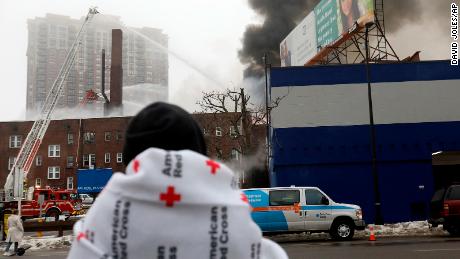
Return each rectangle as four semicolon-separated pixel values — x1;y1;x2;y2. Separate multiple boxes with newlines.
308;0;400;65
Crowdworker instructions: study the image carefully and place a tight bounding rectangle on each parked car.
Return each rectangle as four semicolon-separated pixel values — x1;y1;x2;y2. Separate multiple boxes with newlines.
243;187;365;240
79;194;94;205
429;184;460;236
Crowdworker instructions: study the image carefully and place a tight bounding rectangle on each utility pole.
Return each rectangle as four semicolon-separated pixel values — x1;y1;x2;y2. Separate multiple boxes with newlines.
240;88;251;155
365;24;384;225
264;54;272;187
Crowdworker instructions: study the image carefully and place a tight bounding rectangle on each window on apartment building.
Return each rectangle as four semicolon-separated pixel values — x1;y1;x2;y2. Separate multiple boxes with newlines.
104;132;111;141
105;153;111;163
83;154;96;168
116;153;123;163
35;178;41;188
67;177;74;190
8;157;16;170
48;145;61;157
216;149;223;160
67;133;74;144
83;132;96;144
36;155;42;166
9;135;22;148
47;166;60;180
215;127;222;137
116;131;123;141
67;156;74;168
83;154;89;167
231;149;241;161
230;126;238;138
89;154;96;168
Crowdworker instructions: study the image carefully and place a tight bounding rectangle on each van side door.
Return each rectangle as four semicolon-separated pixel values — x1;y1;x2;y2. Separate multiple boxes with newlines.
303;188;332;231
268;189;305;231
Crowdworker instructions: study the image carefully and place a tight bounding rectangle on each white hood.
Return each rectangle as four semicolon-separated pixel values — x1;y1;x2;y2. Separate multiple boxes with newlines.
68;148;287;259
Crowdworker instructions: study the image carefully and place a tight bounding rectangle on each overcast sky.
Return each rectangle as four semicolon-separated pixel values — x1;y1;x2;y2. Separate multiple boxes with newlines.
0;0;454;121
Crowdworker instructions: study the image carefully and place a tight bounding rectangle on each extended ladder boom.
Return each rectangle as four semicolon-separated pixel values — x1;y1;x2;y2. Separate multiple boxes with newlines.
4;8;99;201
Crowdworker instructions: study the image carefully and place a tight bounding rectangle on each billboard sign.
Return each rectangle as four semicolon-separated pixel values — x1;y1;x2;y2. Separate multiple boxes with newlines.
280;0;375;67
280;13;317;66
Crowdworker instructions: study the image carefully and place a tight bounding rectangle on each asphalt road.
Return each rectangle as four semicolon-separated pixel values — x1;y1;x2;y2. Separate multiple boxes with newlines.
17;248;69;258
5;236;460;258
280;236;460;259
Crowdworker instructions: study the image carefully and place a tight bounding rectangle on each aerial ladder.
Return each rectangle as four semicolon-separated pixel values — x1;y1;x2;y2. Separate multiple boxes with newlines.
3;8;99;215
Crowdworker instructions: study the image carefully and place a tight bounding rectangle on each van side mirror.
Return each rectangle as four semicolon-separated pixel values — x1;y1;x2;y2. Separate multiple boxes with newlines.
321;196;329;205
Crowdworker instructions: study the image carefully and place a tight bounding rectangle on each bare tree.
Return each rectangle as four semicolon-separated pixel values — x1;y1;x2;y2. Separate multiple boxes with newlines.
197;89;246;155
196;88;283;157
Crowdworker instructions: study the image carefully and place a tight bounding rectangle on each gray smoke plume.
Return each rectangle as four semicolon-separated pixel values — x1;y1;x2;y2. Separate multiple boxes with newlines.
239;0;449;75
383;0;449;33
383;0;423;33
238;0;320;77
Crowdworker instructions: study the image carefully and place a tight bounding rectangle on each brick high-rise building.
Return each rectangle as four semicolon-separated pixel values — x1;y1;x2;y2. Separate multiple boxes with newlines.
26;13;168;115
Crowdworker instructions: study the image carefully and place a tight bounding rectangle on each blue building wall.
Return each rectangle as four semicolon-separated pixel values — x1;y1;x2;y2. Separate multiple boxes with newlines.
270;61;460;223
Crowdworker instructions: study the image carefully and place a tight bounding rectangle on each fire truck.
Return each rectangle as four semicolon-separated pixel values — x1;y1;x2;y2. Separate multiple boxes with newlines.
1;187;82;220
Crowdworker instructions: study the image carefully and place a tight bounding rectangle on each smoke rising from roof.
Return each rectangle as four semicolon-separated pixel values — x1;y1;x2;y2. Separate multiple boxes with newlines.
383;0;423;33
383;0;449;34
239;0;448;76
238;0;320;78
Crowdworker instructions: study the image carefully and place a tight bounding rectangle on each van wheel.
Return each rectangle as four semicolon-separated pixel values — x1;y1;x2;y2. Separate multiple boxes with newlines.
330;218;355;241
45;209;60;221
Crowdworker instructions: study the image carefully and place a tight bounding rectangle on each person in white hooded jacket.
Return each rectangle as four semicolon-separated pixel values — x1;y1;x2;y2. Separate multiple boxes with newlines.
68;102;288;259
3;210;24;256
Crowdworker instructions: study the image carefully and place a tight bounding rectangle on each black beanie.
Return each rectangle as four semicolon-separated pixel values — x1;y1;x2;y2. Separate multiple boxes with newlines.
122;102;207;165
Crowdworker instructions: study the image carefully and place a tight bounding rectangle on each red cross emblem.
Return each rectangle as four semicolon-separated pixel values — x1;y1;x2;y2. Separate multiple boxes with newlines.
241;193;249;203
133;159;140;173
206;160;220;175
77;232;87;241
159;186;181;207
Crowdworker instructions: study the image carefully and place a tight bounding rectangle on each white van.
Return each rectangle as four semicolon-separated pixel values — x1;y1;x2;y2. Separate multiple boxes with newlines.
243;187;365;240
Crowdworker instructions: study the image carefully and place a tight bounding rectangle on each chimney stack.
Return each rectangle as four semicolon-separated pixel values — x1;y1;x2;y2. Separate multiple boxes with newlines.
109;29;123;114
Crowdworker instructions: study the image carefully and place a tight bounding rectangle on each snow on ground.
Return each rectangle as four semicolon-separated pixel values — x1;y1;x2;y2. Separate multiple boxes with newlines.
14;221;448;250
364;221;446;237
268;221;448;243
21;235;73;251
